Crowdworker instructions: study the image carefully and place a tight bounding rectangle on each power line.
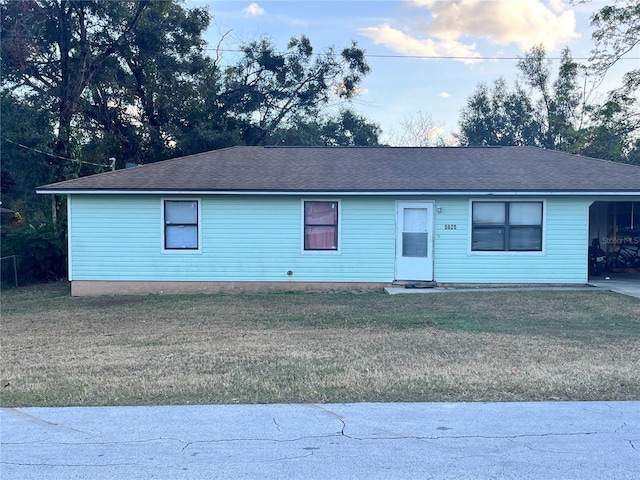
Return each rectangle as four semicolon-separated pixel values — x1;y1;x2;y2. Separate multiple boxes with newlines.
204;47;640;62
2;137;110;169
360;53;639;61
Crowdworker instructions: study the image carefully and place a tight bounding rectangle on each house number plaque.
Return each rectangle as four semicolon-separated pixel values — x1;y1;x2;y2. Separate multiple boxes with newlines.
444;224;457;230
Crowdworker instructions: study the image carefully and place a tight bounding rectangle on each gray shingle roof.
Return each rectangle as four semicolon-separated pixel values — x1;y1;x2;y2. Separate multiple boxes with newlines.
37;146;640;193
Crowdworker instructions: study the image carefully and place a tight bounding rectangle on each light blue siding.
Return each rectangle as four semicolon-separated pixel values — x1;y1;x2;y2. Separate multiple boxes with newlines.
69;194;595;284
69;195;396;282
432;197;592;283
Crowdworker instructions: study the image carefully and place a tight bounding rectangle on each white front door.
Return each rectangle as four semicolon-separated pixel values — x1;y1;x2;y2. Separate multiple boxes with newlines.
395;201;434;281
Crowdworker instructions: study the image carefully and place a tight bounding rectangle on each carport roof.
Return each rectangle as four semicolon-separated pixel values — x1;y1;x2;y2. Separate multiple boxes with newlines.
37;145;640;194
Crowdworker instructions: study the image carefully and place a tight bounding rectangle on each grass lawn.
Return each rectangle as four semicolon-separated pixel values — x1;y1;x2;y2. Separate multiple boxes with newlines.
1;282;639;407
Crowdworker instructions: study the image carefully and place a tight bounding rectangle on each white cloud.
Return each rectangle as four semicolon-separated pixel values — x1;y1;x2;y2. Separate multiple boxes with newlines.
360;24;482;64
411;0;578;50
548;0;568;13
361;0;579;62
439;91;451;98
243;3;265;17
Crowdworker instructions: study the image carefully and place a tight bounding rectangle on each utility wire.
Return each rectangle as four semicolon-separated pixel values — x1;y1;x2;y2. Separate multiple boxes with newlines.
2;137;110;169
204;47;640;61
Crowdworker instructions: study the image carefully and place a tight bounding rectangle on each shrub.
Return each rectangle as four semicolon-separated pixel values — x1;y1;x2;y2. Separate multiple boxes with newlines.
1;223;66;285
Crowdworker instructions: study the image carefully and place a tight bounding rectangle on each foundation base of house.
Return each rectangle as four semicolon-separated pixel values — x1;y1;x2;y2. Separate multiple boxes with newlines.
70;280;590;297
70;280;392;296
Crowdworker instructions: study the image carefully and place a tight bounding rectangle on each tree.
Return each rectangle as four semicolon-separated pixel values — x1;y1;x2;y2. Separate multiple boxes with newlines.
457;40;638;162
92;1;214;164
0;91;56;222
516;46;583;150
2;1;376;183
458;45;586;151
581;0;640;78
387;111;448;147
271;109;381;146
581;70;640;163
1;1;224;171
220;35;370;145
567;0;639;163
565;1;639;162
457;78;541;147
318;110;381;146
1;1;151;180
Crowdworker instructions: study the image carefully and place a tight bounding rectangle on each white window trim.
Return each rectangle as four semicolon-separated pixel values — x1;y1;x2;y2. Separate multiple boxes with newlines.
468;198;546;255
161;197;202;254
301;199;341;254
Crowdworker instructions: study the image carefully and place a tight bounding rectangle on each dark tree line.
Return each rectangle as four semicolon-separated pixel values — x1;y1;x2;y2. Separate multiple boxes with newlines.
458;0;639;165
457;45;639;164
1;0;380;225
2;0;638;229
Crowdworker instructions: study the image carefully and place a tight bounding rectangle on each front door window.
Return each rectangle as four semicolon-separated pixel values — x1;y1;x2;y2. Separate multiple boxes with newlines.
402;208;429;258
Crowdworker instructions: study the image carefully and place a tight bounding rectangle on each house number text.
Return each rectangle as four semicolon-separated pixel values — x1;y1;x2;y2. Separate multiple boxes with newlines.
444;224;457;230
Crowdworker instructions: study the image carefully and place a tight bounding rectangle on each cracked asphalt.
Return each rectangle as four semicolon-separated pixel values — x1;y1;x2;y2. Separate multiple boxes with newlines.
1;401;638;479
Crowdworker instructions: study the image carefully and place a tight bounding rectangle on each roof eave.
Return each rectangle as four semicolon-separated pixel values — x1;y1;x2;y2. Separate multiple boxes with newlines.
36;189;640;196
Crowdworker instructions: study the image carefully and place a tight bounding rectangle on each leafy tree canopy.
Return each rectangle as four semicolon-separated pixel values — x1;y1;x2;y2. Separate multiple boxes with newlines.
0;91;56;221
581;0;640;78
220;35;371;145
272;109;381;146
458;41;638;164
458;77;542;147
1;0;376;223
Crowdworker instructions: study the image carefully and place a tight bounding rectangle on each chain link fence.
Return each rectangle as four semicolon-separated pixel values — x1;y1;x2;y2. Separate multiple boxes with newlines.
1;255;20;287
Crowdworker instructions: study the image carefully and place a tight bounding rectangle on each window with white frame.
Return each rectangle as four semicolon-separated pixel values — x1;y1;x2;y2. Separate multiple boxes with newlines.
472;201;543;252
163;199;199;250
304;200;339;251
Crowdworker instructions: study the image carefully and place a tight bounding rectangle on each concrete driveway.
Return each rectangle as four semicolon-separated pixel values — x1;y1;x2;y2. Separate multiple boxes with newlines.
589;271;640;299
2;401;639;479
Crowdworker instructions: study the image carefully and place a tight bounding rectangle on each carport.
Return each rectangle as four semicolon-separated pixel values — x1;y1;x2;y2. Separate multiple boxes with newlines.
589;200;639;279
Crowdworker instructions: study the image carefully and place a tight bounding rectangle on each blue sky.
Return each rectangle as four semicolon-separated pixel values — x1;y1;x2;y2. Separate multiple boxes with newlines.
190;1;638;144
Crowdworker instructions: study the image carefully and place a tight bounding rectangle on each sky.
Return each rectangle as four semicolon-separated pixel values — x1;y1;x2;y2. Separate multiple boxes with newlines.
189;0;639;145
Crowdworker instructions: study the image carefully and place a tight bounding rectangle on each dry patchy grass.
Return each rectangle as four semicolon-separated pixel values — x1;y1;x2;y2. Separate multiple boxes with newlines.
1;282;639;406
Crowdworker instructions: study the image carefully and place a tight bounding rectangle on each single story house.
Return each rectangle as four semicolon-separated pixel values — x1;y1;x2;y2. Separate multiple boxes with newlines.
37;146;640;296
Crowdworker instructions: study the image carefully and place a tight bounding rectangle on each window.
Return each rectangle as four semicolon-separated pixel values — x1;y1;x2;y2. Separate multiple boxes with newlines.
472;201;543;252
163;200;199;250
304;201;338;251
402;208;429;258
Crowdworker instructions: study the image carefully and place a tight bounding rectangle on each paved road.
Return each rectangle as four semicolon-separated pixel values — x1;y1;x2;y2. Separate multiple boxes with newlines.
1;401;639;479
